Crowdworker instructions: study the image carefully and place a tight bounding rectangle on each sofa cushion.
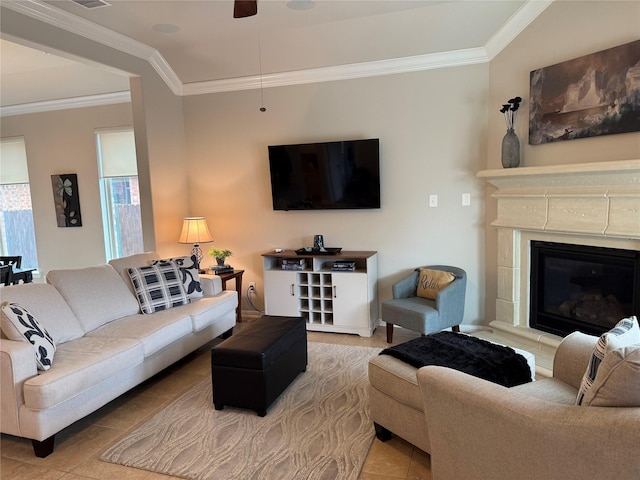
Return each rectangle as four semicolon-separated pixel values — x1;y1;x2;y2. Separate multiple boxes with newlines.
182;291;238;331
151;255;203;300
1;303;56;371
87;309;193;357
582;344;640;407
47;265;140;334
511;377;578;405
576;316;640;405
416;268;455;300
128;263;190;314
22;336;143;410
368;354;423;411
0;283;84;343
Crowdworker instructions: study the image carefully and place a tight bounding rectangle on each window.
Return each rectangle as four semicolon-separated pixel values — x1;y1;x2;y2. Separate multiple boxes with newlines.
0;137;38;269
96;128;143;261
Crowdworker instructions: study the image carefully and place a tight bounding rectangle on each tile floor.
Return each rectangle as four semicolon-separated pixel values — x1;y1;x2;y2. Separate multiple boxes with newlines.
1;320;546;480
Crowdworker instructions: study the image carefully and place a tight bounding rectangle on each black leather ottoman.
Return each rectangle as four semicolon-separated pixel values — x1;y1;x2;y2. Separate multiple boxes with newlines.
211;315;307;416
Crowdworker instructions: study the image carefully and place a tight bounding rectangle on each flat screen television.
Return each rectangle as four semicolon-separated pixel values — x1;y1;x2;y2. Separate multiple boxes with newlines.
268;138;380;211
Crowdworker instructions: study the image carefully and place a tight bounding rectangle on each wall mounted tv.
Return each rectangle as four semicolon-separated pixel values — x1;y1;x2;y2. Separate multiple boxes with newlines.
268;138;380;211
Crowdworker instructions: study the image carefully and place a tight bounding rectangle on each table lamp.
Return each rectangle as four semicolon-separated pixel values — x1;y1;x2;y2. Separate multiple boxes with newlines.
178;217;213;270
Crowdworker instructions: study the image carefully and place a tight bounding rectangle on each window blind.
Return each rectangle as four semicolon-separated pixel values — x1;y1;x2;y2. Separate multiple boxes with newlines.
0;137;29;185
97;129;137;177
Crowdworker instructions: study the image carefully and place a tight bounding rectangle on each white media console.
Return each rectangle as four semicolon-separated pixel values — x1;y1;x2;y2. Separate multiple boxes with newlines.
262;250;378;337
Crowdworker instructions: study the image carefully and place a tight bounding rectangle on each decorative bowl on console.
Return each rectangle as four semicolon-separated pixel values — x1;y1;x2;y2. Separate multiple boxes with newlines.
295;247;342;255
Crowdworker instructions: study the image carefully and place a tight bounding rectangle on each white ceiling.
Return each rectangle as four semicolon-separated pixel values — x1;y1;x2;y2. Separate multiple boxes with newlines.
0;39;131;106
1;0;543;109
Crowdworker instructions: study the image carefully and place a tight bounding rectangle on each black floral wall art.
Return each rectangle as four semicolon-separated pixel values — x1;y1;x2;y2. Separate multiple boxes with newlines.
51;173;82;227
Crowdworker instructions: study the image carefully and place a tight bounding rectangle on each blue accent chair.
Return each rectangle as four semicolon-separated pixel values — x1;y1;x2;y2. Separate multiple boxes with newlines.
382;265;467;343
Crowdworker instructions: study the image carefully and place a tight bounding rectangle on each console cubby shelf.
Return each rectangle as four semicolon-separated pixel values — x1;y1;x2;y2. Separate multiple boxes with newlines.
262;250;378;337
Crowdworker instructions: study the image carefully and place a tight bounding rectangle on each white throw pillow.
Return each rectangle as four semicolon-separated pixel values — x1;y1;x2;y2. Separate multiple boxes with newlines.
128;262;190;314
151;255;203;300
582;344;640;407
1;302;56;371
576;316;640;405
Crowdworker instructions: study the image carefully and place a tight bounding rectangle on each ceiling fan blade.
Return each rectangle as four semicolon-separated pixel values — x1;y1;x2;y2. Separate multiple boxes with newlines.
234;0;257;18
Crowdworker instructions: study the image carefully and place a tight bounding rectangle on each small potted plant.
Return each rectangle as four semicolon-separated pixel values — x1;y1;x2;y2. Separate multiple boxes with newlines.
208;247;233;266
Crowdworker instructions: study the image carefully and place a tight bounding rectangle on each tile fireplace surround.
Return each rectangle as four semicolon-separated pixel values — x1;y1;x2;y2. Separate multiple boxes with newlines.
478;159;640;366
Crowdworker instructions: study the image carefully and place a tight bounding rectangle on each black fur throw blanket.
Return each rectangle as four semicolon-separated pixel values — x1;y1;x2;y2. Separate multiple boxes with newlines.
380;332;532;387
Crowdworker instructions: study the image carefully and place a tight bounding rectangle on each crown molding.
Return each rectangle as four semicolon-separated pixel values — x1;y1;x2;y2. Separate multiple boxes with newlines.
3;0;153;58
0;91;131;117
484;0;554;59
2;0;183;94
182;47;490;95
3;0;549;102
147;51;183;95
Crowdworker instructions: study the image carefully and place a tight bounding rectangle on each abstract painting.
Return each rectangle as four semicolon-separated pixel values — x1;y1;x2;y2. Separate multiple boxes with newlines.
51;174;82;227
529;40;640;144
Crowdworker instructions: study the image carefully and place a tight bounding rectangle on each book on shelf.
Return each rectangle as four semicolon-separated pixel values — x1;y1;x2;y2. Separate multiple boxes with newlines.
281;258;306;265
281;258;307;270
332;260;356;271
282;261;307;271
210;265;234;275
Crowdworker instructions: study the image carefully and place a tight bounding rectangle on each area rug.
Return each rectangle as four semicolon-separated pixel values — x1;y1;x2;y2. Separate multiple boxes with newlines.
101;342;381;480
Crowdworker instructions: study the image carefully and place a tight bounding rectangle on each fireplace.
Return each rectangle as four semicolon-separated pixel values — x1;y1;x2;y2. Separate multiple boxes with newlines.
530;241;639;337
478;159;640;357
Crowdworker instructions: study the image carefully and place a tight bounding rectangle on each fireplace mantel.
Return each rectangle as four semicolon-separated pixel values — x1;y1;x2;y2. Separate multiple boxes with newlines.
478;160;640;364
478;159;640;187
478;159;640;238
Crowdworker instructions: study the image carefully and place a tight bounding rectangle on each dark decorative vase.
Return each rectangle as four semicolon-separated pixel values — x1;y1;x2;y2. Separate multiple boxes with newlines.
501;128;520;168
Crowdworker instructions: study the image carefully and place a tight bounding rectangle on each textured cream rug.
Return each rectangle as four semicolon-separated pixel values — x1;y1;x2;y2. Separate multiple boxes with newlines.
101;342;381;480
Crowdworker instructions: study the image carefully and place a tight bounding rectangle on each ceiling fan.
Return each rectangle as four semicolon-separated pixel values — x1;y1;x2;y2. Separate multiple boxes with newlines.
234;0;258;18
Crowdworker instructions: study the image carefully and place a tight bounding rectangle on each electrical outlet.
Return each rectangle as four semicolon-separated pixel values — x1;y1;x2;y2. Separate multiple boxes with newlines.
249;282;256;292
429;194;438;207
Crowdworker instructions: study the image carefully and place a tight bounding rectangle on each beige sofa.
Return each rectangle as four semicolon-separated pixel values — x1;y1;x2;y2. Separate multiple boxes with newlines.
368;336;535;453
406;331;639;479
0;252;238;457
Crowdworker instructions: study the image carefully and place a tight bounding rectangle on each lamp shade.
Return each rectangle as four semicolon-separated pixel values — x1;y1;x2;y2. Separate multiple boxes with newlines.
178;217;213;244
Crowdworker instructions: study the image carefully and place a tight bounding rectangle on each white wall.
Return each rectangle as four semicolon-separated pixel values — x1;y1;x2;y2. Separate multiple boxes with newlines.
1;103;134;274
1;6;191;260
483;0;640;322
1;44;489;327
183;66;489;325
11;3;635;328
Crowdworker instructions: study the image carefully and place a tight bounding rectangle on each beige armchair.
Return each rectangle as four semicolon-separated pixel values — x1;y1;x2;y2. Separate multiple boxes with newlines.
416;332;640;480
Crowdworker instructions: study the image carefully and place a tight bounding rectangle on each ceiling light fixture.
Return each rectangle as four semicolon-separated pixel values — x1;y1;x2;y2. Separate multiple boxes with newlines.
257;18;266;112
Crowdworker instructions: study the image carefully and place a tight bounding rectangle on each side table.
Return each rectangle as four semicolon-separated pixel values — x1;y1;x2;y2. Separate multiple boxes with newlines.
216;270;244;323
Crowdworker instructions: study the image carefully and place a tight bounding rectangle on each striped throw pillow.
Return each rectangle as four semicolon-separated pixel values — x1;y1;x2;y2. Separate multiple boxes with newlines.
128;262;190;314
151;255;203;300
576;316;640;405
